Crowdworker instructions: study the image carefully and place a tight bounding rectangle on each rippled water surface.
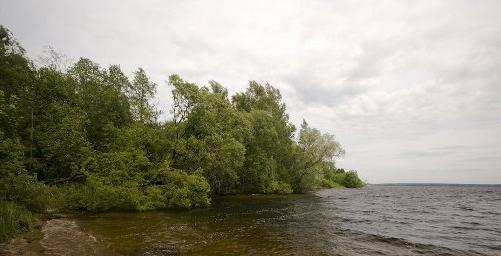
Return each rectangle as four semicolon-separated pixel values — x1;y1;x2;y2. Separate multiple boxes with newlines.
71;185;501;255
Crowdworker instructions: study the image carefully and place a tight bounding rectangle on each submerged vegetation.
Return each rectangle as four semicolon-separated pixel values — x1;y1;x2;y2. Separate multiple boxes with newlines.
0;25;363;242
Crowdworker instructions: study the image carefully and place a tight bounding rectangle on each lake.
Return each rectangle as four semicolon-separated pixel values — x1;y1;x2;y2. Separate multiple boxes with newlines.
7;184;501;255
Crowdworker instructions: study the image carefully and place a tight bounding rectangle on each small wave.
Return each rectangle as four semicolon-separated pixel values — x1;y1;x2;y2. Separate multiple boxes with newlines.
359;233;487;256
459;206;475;211
339;217;373;224
452;225;501;234
462;221;481;225
481;211;501;216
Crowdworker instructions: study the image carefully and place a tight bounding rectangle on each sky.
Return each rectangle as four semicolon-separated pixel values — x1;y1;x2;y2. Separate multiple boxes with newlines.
1;0;500;184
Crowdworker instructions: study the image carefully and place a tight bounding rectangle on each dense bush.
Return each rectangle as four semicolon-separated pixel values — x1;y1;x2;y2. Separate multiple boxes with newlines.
2;170;54;211
59;175;143;212
0;131;53;242
342;171;365;188
322;168;364;189
60;159;211;212
0;200;34;243
144;168;211;209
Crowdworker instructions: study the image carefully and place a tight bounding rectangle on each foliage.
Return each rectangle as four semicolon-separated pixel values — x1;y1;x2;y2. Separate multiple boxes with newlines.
294;121;345;192
341;170;365;188
0;24;363;241
322;168;364;188
127;68;158;123
0;200;34;243
233;83;297;194
60;162;210;212
143;167;211;209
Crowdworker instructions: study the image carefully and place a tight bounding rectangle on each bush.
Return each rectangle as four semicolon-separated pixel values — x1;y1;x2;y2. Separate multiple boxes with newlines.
321;168;364;189
0;200;34;243
320;178;343;188
2;170;54;212
266;181;293;194
342;170;364;188
59;159;211;211
59;174;143;212
143;168;211;209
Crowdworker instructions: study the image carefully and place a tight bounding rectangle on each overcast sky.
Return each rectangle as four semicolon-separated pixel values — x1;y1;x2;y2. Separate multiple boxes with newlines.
1;0;500;184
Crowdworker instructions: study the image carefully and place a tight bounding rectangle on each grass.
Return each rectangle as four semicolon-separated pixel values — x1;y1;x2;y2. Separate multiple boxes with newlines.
0;200;35;243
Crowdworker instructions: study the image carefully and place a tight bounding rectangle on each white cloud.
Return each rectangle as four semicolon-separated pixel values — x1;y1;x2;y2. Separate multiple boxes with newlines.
1;0;500;183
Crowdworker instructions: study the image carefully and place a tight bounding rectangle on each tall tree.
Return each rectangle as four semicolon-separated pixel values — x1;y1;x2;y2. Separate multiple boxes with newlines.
168;75;251;194
128;68;157;123
295;120;345;192
233;82;296;193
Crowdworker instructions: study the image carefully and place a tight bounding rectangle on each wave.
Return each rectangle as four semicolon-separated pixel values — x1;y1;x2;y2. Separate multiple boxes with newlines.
346;231;490;256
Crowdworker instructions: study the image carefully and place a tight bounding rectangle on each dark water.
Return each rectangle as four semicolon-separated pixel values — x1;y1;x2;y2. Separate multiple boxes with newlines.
70;185;501;255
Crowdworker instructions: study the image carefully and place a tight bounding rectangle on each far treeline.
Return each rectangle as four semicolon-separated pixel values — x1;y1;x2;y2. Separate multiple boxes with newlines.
0;25;363;241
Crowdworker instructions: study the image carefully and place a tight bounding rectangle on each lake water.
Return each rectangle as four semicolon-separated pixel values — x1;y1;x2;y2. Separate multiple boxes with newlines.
69;184;501;255
7;184;501;255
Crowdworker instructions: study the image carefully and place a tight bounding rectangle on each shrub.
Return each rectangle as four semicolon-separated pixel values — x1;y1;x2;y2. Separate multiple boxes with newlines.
266;181;293;194
0;200;34;243
342;170;364;188
144;168;211;209
2;171;54;212
321;168;364;189
59;174;142;212
320;178;343;188
60;159;211;211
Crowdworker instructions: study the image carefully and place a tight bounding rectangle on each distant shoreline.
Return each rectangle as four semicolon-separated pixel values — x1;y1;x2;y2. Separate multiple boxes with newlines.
371;183;501;186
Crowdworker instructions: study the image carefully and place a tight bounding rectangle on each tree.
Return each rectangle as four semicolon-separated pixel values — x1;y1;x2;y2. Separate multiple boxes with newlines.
127;68;157;123
233;82;296;193
168;76;251;194
295;120;345;192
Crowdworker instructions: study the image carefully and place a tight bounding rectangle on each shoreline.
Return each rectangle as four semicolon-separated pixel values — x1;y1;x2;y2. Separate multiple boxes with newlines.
1;187;350;255
2;215;118;256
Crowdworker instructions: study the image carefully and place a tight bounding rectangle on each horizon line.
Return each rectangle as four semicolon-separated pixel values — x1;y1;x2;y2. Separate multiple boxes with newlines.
371;182;501;185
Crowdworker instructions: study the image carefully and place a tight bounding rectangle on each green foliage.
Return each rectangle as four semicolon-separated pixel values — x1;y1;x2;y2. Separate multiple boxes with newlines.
0;25;364;242
169;75;251;194
66;58;133;150
60;174;143;212
34;103;93;180
322;168;364;189
2;170;54;212
294;121;345;192
267;181;293;194
61;151;150;211
60;162;210;212
0;131;24;178
0;113;52;242
127;68;158;123
144;167;211;209
342;170;365;188
233;83;297;194
0;131;53;212
0;200;34;243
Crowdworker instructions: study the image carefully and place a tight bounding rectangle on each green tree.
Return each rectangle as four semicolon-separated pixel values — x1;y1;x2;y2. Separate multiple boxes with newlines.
127;68;158;123
295;120;345;192
67;59;132;150
168;75;250;194
233;82;296;193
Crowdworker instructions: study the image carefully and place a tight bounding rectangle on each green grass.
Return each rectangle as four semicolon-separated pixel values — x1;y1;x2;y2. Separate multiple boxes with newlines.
0;200;34;243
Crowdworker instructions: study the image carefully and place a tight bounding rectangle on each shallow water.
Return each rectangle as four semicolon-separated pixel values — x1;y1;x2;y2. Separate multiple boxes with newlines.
70;184;501;255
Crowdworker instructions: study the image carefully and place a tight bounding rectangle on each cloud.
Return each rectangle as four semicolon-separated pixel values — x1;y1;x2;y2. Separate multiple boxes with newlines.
1;0;500;183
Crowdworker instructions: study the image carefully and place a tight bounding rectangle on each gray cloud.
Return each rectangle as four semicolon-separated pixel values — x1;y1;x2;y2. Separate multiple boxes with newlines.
1;0;500;183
